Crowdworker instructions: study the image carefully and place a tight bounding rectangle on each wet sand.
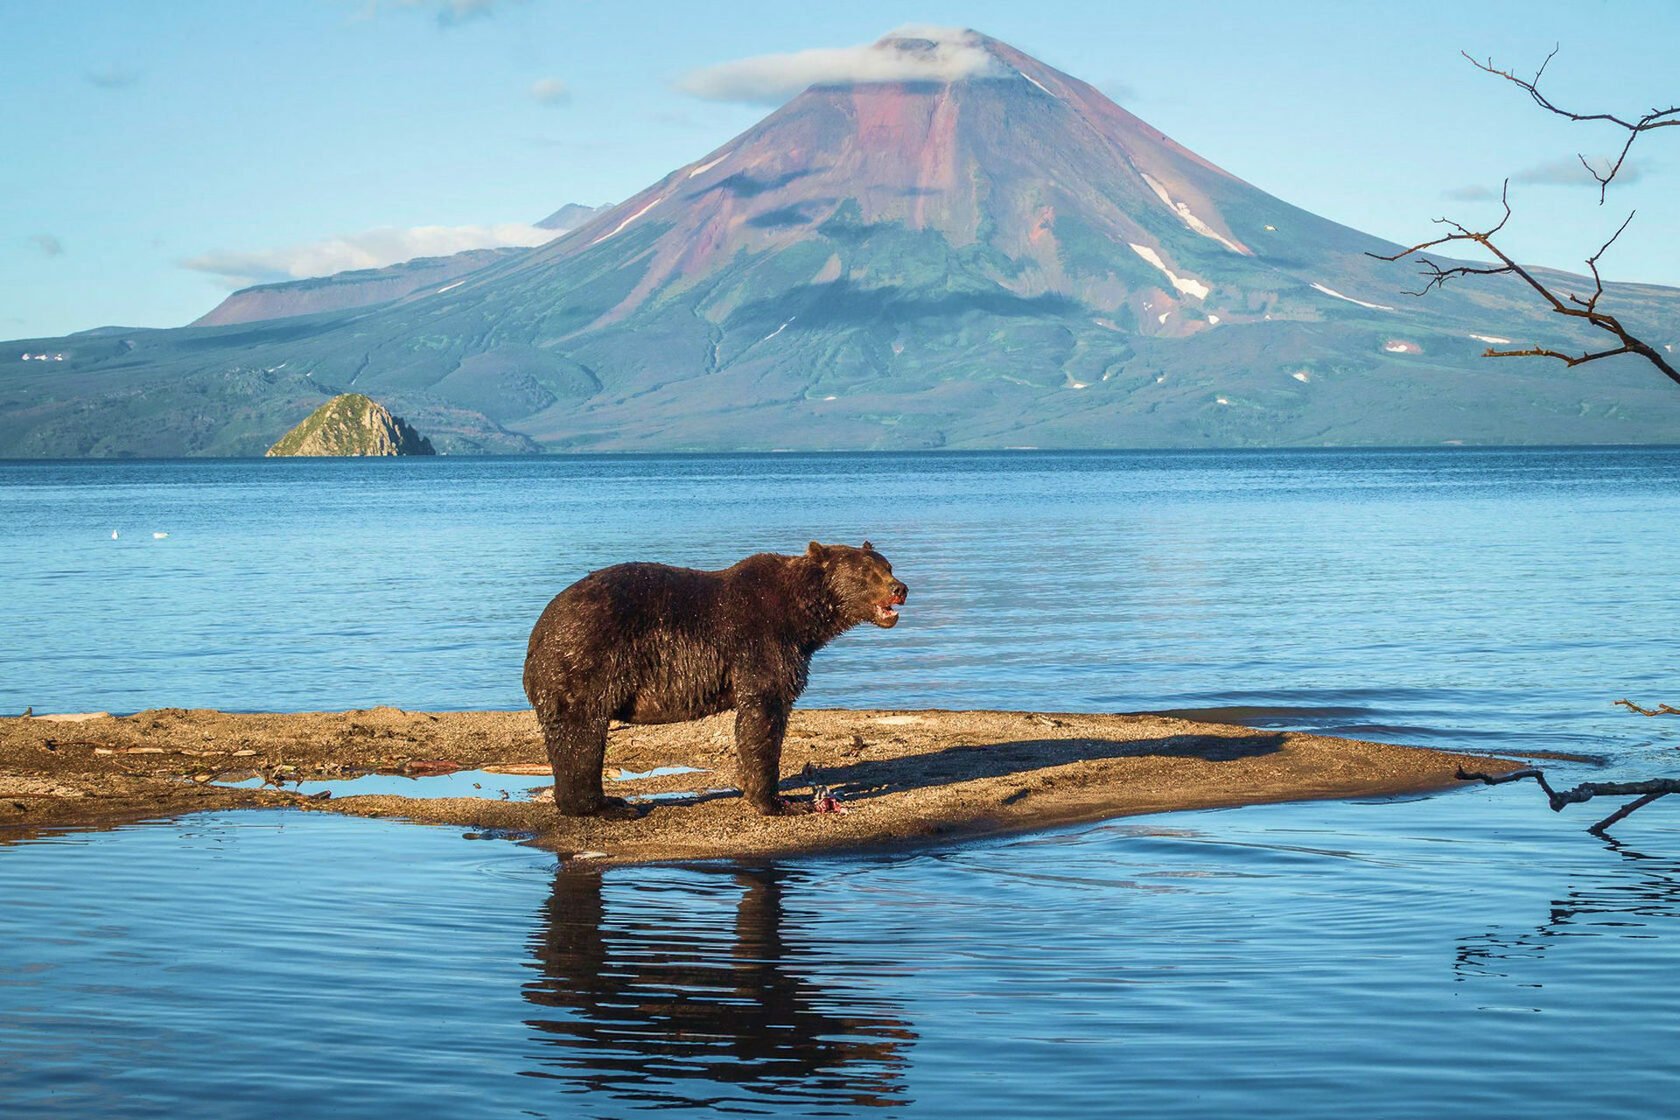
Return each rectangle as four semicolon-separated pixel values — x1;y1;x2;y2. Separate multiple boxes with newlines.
0;707;1527;862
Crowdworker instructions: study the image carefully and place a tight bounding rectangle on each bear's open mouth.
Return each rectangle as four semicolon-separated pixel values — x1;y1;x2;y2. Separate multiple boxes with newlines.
872;600;900;627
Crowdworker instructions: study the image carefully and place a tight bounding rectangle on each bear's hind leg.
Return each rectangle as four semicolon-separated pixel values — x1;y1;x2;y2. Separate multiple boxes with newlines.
541;713;615;816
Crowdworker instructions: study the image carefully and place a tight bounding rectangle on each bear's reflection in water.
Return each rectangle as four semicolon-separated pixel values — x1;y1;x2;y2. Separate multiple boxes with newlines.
521;866;914;1111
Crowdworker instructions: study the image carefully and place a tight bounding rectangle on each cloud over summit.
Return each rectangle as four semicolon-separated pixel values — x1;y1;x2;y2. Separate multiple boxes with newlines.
678;26;1010;105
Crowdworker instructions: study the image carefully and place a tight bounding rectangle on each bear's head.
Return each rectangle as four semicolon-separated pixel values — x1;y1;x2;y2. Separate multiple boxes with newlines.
807;540;908;629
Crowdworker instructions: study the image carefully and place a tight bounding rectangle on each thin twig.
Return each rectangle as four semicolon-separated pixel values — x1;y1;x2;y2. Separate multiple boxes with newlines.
1465;47;1679;202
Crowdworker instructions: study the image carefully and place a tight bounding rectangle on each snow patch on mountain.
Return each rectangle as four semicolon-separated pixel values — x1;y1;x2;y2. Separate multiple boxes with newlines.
1311;282;1394;312
1129;243;1209;300
1140;173;1248;255
687;153;729;179
591;198;663;246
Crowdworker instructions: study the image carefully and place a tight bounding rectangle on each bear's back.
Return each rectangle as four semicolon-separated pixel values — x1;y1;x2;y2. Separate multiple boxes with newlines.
532;562;719;647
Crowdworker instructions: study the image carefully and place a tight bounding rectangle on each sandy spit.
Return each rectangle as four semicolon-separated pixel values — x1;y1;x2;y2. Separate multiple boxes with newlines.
0;707;1526;862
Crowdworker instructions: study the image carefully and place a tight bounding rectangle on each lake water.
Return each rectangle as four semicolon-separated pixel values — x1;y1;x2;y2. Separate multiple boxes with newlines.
3;449;1679;1116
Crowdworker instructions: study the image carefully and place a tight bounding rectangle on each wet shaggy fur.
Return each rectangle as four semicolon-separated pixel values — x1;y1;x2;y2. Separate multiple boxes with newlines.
523;542;908;816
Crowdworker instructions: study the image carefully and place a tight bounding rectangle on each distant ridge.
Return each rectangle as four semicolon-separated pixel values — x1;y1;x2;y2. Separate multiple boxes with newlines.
193;204;611;328
537;203;611;231
192;249;526;328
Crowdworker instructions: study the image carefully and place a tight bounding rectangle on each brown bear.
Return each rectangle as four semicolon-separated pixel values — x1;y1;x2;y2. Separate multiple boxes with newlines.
523;541;908;816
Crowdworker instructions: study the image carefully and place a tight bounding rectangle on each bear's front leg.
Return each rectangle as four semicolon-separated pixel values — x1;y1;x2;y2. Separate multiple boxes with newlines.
540;713;620;816
734;693;793;815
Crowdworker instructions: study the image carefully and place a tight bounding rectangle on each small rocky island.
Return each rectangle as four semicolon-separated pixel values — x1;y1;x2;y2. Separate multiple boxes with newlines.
266;394;435;457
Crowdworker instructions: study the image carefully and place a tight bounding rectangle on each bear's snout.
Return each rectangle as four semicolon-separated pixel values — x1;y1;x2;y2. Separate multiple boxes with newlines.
870;578;908;628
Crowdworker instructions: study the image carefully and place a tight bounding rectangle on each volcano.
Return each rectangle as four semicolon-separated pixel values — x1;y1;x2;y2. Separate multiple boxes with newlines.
4;28;1678;456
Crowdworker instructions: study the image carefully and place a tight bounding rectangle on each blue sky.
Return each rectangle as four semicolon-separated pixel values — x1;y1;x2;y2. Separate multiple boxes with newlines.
3;0;1676;339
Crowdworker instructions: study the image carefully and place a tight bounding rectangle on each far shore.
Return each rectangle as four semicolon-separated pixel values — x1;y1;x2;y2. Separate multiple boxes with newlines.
0;707;1530;862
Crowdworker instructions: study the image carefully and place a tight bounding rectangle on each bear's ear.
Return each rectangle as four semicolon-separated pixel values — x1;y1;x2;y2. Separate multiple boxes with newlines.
806;541;828;560
861;539;873;551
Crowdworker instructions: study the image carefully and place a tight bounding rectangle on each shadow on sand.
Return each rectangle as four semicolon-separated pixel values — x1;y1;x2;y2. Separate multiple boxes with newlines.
807;732;1288;801
625;732;1290;811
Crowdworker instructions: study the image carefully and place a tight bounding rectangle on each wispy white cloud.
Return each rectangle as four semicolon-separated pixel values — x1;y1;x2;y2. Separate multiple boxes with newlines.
85;66;140;89
1097;79;1136;105
180;223;555;288
525;135;623;151
1444;157;1645;201
528;77;570;105
678;25;1009;105
29;234;64;257
434;0;501;19
648;108;699;128
362;0;523;27
1441;185;1498;202
1513;155;1644;187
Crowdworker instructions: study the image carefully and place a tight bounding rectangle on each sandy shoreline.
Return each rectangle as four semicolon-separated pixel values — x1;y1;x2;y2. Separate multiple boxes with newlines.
0;706;1529;862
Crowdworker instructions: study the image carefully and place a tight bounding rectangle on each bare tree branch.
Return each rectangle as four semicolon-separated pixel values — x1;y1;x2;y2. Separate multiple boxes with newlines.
1369;183;1680;387
1465;47;1679;202
1458;766;1680;834
1372;50;1678;388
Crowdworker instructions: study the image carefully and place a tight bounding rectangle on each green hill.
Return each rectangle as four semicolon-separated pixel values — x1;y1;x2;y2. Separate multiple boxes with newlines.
265;394;435;457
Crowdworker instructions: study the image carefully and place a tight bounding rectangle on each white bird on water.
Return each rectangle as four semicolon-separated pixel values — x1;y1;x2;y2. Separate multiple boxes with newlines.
153;532;168;539
111;530;118;539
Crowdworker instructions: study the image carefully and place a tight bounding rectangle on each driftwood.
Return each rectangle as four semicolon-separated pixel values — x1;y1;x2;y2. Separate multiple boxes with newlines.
1458;766;1680;834
1615;699;1680;717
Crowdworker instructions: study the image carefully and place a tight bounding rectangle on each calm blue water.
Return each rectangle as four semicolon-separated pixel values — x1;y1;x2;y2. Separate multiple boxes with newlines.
4;449;1680;1116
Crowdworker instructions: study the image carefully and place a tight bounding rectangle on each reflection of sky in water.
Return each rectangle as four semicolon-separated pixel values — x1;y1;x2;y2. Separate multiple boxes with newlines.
2;796;1678;1118
213;765;709;800
218;768;551;799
